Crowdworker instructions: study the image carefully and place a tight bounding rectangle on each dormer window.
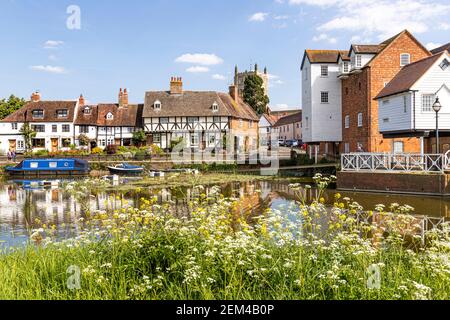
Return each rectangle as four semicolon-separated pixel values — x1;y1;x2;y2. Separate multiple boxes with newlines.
342;62;349;73
400;53;411;66
106;112;114;120
56;109;68;118
356;55;362;68
83;107;91;115
212;102;219;112
32;110;44;119
440;59;449;71
321;65;329;77
154;100;161;110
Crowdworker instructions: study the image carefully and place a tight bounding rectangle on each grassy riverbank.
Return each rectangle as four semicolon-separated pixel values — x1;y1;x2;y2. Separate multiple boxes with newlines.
0;175;449;300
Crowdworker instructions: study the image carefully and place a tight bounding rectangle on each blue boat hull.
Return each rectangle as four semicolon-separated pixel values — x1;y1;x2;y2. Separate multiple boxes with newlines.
6;159;90;176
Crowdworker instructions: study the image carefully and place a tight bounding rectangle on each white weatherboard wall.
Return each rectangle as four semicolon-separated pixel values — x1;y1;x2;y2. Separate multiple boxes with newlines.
302;58;342;143
378;53;450;133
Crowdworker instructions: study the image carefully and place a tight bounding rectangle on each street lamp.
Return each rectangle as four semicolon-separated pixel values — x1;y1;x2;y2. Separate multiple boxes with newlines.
433;97;442;154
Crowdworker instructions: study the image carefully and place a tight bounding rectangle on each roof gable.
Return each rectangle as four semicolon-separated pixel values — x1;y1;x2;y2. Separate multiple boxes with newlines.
1;101;77;123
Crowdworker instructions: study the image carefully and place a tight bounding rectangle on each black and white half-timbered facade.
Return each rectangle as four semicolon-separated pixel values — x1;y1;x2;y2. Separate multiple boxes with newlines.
143;78;259;151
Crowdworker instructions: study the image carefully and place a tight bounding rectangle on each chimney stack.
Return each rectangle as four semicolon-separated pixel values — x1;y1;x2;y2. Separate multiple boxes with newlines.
170;77;183;95
78;94;85;107
31;91;41;103
229;85;239;102
120;88;129;107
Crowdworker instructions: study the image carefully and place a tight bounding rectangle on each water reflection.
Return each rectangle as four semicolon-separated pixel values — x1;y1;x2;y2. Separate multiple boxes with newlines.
1;179;450;249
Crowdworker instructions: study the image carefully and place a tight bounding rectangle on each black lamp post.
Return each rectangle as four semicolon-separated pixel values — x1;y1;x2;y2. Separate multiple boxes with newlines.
433;97;442;154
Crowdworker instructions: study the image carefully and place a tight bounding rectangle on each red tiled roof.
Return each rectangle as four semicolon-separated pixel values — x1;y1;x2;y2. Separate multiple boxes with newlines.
74;104;143;127
0;101;77;123
431;43;450;55
273;111;302;127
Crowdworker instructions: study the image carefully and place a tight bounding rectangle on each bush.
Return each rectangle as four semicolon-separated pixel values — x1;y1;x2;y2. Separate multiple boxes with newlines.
34;149;49;157
105;145;118;155
91;147;104;155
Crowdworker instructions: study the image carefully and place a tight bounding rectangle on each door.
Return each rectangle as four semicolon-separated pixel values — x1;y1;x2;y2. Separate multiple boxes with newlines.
8;140;16;152
51;138;59;152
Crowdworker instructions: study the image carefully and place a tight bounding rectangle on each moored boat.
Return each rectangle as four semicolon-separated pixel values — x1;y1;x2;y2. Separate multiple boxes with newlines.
107;163;144;175
6;159;90;176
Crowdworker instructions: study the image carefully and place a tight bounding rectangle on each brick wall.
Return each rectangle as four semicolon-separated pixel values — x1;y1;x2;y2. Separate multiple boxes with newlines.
341;32;431;153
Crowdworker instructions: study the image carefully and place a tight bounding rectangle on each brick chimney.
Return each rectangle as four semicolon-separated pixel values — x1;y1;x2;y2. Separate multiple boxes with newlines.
229;85;239;102
31;91;41;102
170;77;183;95
78;94;85;107
119;88;129;107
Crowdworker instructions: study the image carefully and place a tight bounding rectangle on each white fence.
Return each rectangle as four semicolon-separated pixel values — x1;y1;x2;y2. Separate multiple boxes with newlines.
341;152;450;173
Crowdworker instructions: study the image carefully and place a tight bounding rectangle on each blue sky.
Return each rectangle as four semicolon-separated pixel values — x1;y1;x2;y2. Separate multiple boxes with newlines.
0;0;449;110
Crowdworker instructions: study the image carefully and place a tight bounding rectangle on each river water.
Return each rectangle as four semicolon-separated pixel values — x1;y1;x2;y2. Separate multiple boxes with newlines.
1;178;449;249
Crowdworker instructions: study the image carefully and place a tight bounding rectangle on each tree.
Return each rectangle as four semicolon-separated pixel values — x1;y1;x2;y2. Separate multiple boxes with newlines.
20;122;36;152
132;130;147;147
243;74;270;116
0;95;26;120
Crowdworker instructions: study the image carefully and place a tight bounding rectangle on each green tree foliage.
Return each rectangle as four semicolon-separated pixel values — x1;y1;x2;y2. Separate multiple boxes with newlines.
19;123;36;152
243;74;270;115
78;134;90;147
0;95;26;120
132;130;147;147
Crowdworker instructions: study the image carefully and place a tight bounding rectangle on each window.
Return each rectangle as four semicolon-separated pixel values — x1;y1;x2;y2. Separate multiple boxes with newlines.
344;143;350;153
321;65;329;77
440;59;449;71
422;94;435;112
239;119;243;128
213;116;221;123
153;134;161;143
80;126;89;134
356;55;362;68
83;107;91;115
209;135;216;145
187;117;199;123
403;95;408;113
32;138;45;148
343;62;349;73
100;139;106;147
32;110;44;119
106;113;114;120
160;117;169;124
266;128;270;133
212;102;219;112
154;100;161;110
305;117;309;130
11;123;18;130
358;113;363;127
345;88;349;95
400;53;411;66
190;134;199;146
56;109;68;118
393;141;404;154
17;141;24;149
382;99;390;105
127;127;134;133
62;125;70;133
52;125;57;133
321;91;329;104
345;115;350;129
31;125;45;133
62;138;71;148
107;138;114;146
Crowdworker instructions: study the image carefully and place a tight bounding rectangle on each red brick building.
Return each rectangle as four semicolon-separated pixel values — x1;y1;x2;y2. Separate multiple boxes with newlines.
340;30;431;153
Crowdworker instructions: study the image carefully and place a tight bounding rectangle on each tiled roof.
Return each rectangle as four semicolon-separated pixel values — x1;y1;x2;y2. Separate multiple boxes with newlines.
261;113;277;126
375;53;444;99
75;104;144;127
304;50;347;64
351;44;383;54
273;111;302;127
0;101;77;123
431;43;450;55
143;91;259;121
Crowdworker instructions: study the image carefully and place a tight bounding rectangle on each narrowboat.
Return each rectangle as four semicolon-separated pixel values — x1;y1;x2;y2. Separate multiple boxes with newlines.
107;163;144;175
6;159;90;176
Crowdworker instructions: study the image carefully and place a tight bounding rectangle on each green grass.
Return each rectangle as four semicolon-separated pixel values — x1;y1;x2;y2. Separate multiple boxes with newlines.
0;175;450;300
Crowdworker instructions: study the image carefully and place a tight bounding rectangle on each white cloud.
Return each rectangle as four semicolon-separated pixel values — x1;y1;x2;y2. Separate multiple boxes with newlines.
274;15;289;20
289;0;450;40
175;53;223;66
439;22;450;30
249;12;269;22
313;33;338;44
212;74;227;80
267;74;284;87
48;54;57;61
30;65;67;74
186;66;210;73
426;42;443;50
44;40;64;49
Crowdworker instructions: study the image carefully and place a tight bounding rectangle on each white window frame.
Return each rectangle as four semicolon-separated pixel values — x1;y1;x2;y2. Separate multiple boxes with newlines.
422;94;435;112
320;91;329;104
190;134;199;146
345;115;350;129
106;113;114;120
393;141;404;154
154;100;162;110
356;55;362;68
403;95;408;113
321;65;329;77
440;59;449;71
212;102;219;112
357;113;363;127
400;53;411;67
11;123;18;130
